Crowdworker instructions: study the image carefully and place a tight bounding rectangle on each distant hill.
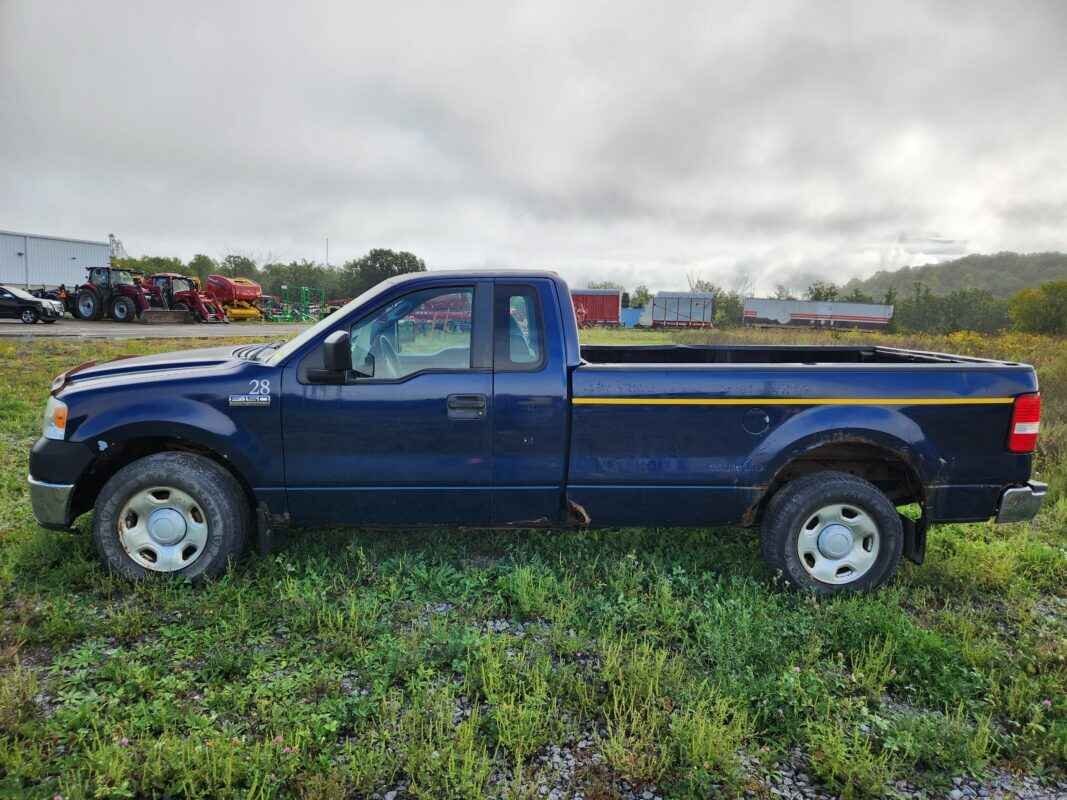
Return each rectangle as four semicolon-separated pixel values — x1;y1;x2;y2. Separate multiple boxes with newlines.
842;252;1067;300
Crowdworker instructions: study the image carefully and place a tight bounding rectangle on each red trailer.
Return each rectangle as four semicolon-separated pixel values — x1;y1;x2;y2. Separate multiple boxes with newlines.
571;289;621;327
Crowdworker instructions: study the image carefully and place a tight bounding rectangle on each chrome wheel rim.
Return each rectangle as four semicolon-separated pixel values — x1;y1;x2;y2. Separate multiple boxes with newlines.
113;301;129;320
118;486;209;572
796;503;880;585
78;296;95;317
21;309;35;323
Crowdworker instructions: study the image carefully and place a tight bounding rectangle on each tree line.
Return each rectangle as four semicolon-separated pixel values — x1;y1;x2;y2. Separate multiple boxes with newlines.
840;252;1067;300
112;249;426;302
794;279;1067;335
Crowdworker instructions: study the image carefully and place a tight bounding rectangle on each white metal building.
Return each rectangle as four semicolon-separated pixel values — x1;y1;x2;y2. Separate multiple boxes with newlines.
0;229;111;289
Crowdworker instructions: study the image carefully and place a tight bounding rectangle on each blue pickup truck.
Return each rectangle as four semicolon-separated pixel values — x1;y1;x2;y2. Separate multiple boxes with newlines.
29;270;1046;594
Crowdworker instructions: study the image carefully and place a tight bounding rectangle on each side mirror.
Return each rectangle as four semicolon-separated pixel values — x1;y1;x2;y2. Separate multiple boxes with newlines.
307;330;353;384
323;330;352;372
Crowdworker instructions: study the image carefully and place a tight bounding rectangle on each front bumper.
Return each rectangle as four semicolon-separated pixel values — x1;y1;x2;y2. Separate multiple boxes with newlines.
995;481;1047;524
37;302;63;319
28;475;75;530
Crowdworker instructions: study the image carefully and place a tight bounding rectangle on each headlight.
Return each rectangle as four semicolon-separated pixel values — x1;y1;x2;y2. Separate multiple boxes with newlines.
43;396;68;440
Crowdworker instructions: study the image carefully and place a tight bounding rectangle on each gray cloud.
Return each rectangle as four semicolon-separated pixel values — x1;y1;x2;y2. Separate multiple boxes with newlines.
2;0;1066;293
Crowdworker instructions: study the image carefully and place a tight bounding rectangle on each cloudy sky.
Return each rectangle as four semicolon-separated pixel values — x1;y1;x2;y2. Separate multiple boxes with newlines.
2;1;1066;292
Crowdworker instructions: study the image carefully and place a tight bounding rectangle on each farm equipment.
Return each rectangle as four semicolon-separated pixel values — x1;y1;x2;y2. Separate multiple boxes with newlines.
70;267;152;322
269;286;320;322
143;273;227;323
205;275;265;322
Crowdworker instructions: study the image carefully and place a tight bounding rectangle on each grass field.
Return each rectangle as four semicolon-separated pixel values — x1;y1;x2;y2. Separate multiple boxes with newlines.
0;330;1064;799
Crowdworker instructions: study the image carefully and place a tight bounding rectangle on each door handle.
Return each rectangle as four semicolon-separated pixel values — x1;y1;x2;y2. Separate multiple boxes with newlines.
447;393;487;420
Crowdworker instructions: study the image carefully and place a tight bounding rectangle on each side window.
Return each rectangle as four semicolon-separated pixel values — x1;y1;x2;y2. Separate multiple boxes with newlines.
494;285;544;370
349;287;473;380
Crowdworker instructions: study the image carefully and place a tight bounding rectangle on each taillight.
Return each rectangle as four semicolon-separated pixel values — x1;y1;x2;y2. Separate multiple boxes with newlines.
1008;393;1041;453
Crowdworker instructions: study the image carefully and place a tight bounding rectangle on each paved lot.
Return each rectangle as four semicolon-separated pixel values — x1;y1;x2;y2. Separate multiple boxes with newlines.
0;318;310;339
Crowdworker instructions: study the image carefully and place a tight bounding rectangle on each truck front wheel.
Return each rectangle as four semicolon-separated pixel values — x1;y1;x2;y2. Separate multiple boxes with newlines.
760;471;903;595
91;452;250;581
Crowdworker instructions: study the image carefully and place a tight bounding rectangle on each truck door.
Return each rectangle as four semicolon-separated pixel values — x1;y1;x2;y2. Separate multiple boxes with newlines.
491;281;570;524
281;281;494;525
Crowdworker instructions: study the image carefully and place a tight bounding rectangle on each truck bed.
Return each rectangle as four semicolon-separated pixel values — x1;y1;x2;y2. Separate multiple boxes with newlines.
579;344;1018;366
567;344;1037;527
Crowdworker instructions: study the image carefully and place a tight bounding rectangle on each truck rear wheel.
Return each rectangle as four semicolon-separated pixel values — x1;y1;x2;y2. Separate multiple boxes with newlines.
91;452;250;581
760;471;903;595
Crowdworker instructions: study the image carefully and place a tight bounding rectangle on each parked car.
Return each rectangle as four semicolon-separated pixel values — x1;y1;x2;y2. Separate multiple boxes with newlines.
28;270;1045;594
0;284;63;324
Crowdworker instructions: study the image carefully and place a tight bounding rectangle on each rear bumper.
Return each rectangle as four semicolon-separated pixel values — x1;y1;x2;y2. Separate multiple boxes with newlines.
28;475;75;530
995;481;1047;524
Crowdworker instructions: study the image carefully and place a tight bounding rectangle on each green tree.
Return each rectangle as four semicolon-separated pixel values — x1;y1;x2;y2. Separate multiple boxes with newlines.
587;280;624;291
806;281;839;301
892;282;1010;334
341;249;426;297
113;255;185;277
260;260;345;300
713;290;744;327
630;284;652;308
220;254;259;278
1009;281;1067;334
187;254;218;283
841;288;874;303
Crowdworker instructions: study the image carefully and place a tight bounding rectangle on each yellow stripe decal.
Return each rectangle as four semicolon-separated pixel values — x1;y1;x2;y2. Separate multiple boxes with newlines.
571;396;1015;406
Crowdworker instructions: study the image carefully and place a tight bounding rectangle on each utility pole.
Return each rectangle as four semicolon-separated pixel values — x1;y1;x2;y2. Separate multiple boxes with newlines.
325;237;329;267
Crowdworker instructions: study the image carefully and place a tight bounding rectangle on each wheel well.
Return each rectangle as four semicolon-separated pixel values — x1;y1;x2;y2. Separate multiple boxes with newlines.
752;440;923;524
69;437;256;523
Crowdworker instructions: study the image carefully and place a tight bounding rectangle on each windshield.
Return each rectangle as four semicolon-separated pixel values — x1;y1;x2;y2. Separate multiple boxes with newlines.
2;285;41;302
172;278;193;293
112;270;136;286
266;276;405;365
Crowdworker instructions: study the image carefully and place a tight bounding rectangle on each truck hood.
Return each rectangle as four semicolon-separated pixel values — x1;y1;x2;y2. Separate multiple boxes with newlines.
54;344;259;392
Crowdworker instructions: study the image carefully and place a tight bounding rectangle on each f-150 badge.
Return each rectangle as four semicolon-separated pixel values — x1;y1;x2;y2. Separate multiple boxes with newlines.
229;394;271;407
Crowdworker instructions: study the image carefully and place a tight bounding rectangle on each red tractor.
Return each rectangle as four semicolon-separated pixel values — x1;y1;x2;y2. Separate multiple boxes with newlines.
143;273;228;323
71;267;152;322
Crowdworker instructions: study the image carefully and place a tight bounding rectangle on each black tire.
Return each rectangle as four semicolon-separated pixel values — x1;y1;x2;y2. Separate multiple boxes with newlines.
75;290;101;320
110;296;137;322
20;307;38;324
760;471;903;595
92;452;250;582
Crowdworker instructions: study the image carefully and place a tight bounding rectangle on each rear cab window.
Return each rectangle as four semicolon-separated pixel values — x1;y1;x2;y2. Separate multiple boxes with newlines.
494;285;545;370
